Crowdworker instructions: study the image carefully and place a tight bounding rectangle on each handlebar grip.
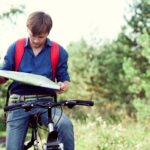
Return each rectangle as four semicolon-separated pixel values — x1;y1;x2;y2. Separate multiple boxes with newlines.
4;103;22;112
64;100;94;108
75;100;94;106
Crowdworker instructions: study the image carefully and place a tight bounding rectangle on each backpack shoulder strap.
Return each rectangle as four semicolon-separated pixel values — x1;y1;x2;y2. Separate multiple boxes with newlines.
15;39;60;78
15;38;26;71
50;41;60;81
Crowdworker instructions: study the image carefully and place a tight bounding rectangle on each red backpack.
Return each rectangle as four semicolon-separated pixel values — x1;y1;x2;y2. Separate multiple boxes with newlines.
15;38;60;81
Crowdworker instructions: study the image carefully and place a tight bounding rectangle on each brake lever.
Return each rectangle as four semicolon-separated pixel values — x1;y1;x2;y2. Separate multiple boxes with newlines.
65;100;76;109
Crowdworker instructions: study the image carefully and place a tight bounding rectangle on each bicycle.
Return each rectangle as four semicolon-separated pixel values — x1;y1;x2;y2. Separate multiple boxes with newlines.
4;99;94;150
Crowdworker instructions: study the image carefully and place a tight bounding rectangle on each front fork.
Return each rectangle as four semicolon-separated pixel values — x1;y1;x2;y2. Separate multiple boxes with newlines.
32;116;40;150
44;107;64;150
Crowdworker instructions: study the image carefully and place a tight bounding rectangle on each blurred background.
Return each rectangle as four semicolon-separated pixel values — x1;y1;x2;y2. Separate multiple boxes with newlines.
0;0;150;149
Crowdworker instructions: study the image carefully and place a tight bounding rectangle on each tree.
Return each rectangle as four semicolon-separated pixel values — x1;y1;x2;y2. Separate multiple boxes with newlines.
0;4;25;24
66;0;150;104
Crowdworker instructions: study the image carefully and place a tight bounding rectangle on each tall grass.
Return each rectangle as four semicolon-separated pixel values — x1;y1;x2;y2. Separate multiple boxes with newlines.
73;100;150;150
74;117;150;150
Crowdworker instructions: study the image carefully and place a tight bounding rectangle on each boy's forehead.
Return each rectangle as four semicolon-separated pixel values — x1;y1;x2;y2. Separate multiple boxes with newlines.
28;28;48;37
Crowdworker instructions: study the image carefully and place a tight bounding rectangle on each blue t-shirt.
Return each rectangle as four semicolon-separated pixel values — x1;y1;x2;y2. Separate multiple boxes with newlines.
1;38;70;95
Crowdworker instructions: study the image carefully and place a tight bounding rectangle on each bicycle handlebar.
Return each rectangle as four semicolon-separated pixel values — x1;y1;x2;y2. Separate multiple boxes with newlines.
4;100;94;112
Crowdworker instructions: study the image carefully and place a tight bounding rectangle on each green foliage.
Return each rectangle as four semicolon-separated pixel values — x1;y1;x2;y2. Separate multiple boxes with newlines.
0;4;25;24
132;99;150;123
66;39;97;99
67;37;131;103
125;0;150;35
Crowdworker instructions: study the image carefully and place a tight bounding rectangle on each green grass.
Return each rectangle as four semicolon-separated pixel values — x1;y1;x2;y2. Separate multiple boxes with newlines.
73;115;150;150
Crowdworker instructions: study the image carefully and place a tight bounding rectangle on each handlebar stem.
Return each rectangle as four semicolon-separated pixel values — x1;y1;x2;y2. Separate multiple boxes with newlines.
47;107;54;132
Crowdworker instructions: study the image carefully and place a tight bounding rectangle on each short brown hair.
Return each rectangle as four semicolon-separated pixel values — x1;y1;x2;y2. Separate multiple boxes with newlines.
26;11;53;35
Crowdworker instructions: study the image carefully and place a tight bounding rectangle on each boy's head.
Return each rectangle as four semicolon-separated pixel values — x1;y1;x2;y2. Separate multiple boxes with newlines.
26;11;53;36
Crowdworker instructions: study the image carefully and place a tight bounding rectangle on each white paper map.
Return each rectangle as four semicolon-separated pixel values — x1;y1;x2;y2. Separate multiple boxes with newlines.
0;70;60;90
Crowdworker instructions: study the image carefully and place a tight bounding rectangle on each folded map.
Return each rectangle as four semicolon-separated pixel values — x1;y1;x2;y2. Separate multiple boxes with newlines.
0;70;60;90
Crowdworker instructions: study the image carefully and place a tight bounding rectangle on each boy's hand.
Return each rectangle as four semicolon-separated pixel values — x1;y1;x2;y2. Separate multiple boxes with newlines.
0;77;7;84
57;81;70;94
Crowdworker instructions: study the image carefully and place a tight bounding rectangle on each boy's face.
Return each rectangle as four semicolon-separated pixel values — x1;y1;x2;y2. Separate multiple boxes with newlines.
28;29;49;49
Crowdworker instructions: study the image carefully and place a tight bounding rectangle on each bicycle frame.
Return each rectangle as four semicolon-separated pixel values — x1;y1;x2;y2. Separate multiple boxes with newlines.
24;104;63;150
